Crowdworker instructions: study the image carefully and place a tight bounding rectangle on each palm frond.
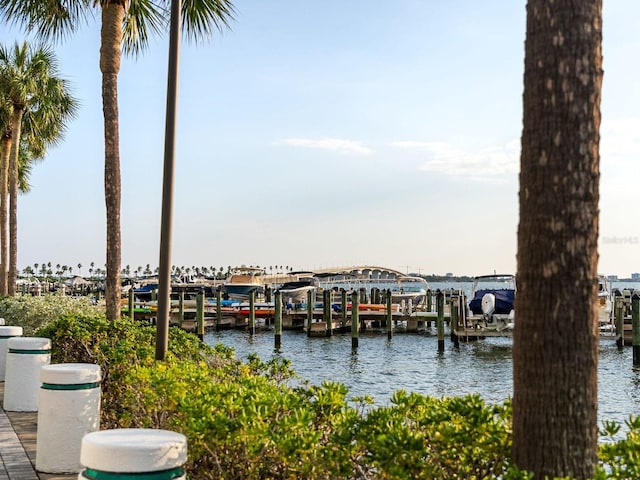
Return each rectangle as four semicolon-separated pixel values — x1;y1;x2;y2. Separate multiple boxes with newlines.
0;0;95;42
17;140;43;194
122;0;167;56
0;40;79;191
122;0;235;55
181;0;235;42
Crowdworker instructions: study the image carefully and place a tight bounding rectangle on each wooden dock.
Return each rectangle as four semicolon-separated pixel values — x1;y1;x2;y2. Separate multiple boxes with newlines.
121;289;453;336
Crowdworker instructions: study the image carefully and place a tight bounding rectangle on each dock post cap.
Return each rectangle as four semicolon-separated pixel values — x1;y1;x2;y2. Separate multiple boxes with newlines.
0;325;23;337
40;363;101;385
80;429;187;473
7;336;51;351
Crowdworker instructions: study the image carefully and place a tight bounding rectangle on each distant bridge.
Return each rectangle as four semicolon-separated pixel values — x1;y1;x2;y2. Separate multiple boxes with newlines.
309;265;406;279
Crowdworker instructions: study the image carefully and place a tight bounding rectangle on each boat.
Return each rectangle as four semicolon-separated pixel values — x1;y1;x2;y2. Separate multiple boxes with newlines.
467;274;516;331
222;266;265;301
277;276;319;304
390;276;429;306
235;302;276;318
314;272;429;307
597;275;614;331
132;281;159;302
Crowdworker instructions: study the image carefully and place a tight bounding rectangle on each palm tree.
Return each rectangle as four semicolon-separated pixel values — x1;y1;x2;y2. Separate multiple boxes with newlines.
0;41;78;295
513;1;602;478
0;0;235;318
0;95;10;294
0;126;46;293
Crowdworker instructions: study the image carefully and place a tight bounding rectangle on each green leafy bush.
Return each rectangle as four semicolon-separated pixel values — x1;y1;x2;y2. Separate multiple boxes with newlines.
35;313;223;428
0;294;102;334
354;391;513;479
597;416;640;479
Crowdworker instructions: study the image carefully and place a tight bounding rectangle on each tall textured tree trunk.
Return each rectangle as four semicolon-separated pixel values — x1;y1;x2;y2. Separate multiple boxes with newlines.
8;108;22;297
0;134;10;296
101;2;124;321
513;1;602;479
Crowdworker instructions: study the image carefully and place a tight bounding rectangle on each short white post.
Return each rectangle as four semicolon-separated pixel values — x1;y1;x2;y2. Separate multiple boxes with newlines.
0;325;23;381
3;337;51;411
79;429;188;480
36;363;102;474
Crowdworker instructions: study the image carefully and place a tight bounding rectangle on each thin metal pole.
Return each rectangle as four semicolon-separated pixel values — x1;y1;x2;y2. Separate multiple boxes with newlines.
156;0;181;361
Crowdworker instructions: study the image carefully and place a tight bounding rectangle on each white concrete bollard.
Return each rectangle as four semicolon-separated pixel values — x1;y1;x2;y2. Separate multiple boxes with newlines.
0;325;23;381
78;429;188;480
3;337;51;411
36;363;102;474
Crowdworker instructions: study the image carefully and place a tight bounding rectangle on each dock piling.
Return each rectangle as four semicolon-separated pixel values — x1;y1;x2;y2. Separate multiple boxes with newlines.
632;294;640;367
437;290;445;353
215;287;222;331
249;290;256;335
351;290;359;349
323;289;332;337
196;291;204;340
615;291;624;350
306;289;313;337
386;289;393;340
274;291;282;349
128;290;135;321
178;290;184;325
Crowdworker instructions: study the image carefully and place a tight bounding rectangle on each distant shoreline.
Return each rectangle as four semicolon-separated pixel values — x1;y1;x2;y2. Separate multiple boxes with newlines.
417;275;640;283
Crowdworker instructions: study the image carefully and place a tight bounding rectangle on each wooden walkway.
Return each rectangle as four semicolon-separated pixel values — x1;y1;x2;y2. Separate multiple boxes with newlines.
0;383;74;480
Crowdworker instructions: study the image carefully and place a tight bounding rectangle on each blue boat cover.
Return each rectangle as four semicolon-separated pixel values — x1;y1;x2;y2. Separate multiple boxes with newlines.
469;289;515;315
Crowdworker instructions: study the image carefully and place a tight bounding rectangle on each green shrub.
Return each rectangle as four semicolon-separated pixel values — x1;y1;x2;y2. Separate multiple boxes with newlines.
35;313;225;428
353;391;513;479
597;416;640;479
0;294;102;334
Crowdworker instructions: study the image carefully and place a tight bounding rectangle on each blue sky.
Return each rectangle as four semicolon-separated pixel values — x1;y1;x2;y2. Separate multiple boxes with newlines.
1;1;639;277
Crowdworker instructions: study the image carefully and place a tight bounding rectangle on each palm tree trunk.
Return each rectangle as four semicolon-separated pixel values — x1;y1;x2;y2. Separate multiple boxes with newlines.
0;135;10;296
101;2;124;321
8;108;22;296
512;1;602;478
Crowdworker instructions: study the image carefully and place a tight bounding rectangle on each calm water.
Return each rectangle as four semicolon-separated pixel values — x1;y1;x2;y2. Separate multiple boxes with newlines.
204;329;640;429
203;280;640;433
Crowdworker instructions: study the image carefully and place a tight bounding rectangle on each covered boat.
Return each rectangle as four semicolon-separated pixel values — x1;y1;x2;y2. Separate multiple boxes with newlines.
467;274;516;330
278;276;319;304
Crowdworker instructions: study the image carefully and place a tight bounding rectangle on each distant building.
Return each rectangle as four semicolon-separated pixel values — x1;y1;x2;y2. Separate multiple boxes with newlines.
607;275;618;282
446;272;453;277
632;273;640;281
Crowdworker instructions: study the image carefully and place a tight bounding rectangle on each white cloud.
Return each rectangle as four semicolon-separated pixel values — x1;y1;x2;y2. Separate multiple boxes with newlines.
277;138;373;155
392;140;520;181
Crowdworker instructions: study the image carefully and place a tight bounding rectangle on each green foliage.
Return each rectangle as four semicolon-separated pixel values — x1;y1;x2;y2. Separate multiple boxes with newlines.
597;416;640;479
354;391;513;479
121;359;359;479
0;294;102;335
35;313;220;428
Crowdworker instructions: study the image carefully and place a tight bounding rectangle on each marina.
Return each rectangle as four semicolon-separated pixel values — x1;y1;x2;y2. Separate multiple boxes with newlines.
121;274;640;349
